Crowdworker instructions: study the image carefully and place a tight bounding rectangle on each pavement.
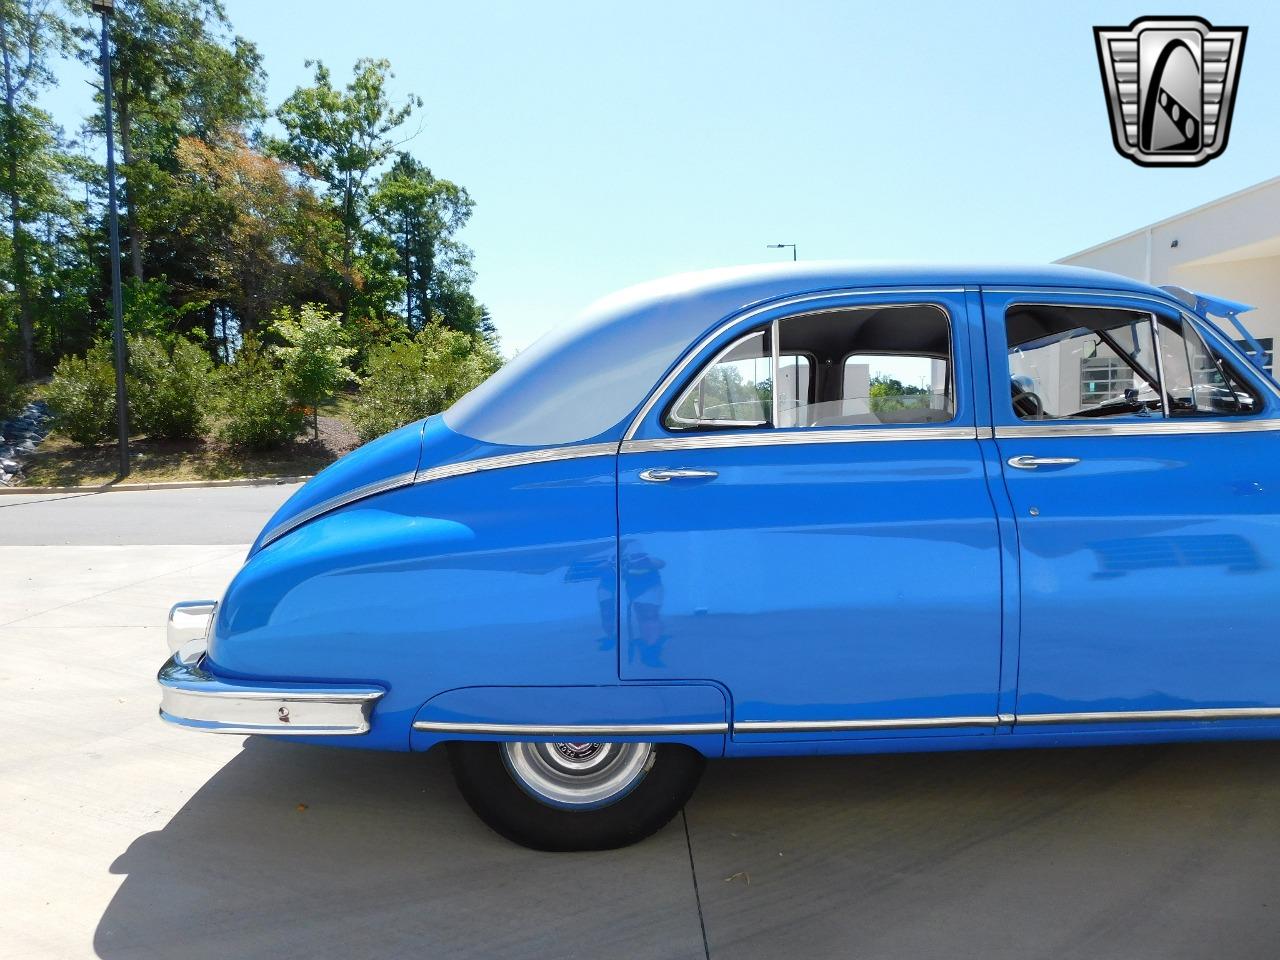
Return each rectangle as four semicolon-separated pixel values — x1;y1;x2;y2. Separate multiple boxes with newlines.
4;486;1280;959
0;483;301;545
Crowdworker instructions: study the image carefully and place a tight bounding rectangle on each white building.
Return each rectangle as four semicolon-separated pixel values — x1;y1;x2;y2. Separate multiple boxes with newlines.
1058;174;1280;372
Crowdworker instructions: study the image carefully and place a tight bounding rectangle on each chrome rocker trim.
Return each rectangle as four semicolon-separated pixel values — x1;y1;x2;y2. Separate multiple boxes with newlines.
159;652;384;736
1015;707;1280;725
414;709;1280;739
413;720;728;737
733;715;997;733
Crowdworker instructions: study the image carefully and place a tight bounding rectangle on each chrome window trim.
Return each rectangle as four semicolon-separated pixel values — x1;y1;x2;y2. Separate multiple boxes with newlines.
664;328;773;430
993;419;1280;438
621;425;979;454
623;287;966;441
259;470;418;548
413;720;728;736
414;441;617;485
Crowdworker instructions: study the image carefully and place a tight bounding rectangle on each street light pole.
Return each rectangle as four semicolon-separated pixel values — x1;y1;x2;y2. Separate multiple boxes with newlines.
767;243;797;261
93;0;129;477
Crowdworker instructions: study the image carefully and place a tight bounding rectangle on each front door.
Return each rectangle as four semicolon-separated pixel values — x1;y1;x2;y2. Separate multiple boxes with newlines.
617;290;1003;740
984;289;1280;728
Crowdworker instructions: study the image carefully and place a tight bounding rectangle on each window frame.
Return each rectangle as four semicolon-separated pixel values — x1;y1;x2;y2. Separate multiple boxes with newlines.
662;302;958;434
1002;299;1267;424
664;327;775;431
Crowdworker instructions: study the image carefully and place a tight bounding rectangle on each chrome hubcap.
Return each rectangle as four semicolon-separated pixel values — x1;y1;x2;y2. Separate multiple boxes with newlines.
502;741;654;808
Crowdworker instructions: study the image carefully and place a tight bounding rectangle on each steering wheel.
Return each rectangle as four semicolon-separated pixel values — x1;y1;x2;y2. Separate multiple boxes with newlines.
1011;379;1044;419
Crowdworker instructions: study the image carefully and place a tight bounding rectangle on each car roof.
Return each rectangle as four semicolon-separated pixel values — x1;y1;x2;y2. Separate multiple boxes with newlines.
588;260;1169;322
443;261;1173;448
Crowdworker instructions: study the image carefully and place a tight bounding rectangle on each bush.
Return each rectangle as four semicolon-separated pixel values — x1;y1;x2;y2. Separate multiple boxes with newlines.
215;337;305;450
127;335;213;441
271;303;356;439
352;324;501;442
46;341;118;445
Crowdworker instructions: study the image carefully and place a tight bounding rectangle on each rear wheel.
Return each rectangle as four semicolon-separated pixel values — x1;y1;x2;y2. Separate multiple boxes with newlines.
447;740;705;850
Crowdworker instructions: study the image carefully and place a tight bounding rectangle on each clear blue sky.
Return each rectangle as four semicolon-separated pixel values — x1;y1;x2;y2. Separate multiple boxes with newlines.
46;1;1280;352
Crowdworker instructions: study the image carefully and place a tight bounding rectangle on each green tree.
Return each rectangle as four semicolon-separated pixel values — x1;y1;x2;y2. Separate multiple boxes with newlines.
271;58;420;321
868;374;928;413
74;0;265;283
371;152;475;331
271;302;356;439
0;0;72;377
170;129;330;334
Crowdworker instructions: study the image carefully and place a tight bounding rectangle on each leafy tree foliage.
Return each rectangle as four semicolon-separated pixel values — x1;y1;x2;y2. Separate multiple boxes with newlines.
270;302;356;439
352;324;501;442
125;333;210;439
8;0;500;457
214;333;303;449
0;0;73;377
271;58;420;323
45;339;117;444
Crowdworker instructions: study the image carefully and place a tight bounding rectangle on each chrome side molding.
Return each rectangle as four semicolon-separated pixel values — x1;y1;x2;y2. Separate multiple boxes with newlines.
414;441;618;485
1015;707;1280;725
259;470;417;549
734;716;996;733
410;707;1280;741
413;720;729;736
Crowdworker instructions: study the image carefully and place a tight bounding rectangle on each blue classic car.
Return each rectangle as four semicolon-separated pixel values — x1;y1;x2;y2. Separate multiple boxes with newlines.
159;263;1280;850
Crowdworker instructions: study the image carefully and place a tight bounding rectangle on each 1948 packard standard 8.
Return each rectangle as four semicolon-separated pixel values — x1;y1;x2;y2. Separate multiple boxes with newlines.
160;263;1280;850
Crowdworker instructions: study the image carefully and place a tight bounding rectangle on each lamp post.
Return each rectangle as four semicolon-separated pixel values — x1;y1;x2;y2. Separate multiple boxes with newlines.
767;243;797;261
92;0;129;477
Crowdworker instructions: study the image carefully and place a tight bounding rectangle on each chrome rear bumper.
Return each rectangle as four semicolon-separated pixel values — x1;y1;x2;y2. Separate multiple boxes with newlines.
158;600;383;736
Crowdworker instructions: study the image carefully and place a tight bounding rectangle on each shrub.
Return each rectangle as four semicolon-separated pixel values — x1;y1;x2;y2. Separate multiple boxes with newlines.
271;303;357;439
46;341;118;445
127;335;213;441
352;324;501;442
215;337;305;450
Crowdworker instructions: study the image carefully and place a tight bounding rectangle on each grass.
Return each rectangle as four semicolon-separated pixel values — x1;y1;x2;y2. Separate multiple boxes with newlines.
19;432;337;486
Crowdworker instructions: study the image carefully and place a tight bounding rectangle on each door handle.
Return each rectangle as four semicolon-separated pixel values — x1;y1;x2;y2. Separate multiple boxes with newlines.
639;468;719;483
1006;455;1081;470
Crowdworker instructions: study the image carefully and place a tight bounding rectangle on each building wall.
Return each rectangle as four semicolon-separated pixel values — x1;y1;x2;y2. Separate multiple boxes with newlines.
1058;176;1280;358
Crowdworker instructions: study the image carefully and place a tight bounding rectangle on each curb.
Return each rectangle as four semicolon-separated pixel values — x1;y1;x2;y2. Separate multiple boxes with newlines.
0;475;313;495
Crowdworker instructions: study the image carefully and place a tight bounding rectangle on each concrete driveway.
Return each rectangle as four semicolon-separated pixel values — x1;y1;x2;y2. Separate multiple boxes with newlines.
4;487;1280;959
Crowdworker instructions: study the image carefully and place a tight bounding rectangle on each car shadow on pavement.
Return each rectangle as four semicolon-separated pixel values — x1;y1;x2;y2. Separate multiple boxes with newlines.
685;741;1280;960
93;738;706;960
96;738;1280;960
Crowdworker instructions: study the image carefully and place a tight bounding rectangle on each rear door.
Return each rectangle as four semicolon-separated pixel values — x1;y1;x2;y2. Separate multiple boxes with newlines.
617;289;1004;741
983;288;1280;729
